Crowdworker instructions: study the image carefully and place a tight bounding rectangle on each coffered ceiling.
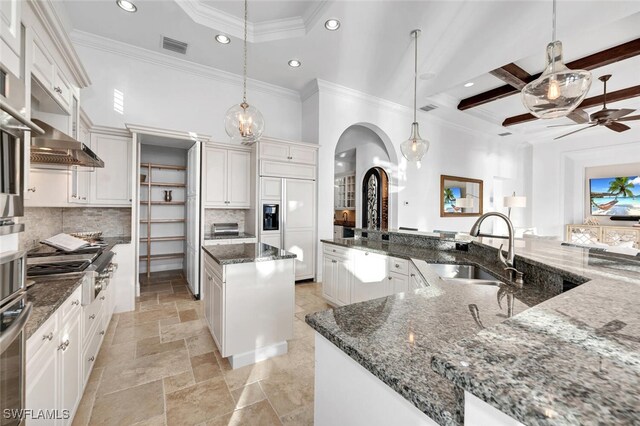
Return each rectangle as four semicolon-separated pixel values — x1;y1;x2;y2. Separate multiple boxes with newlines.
58;0;640;141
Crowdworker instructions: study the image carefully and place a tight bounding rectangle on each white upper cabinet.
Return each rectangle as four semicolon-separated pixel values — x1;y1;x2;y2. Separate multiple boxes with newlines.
202;145;251;209
89;132;132;206
0;0;22;76
259;140;317;165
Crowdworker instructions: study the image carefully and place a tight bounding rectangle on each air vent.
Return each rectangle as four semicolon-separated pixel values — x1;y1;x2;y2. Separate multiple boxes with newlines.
162;36;188;55
419;104;438;112
498;132;512;137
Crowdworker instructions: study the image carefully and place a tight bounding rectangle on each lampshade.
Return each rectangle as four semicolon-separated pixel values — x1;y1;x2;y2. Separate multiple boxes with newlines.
455;197;474;208
503;195;527;208
400;123;429;162
521;41;592;119
224;102;265;144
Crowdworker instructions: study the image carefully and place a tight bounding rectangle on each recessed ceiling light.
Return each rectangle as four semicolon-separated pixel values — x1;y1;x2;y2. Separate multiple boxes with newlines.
288;59;301;68
464;82;475;88
116;0;137;13
324;19;340;31
215;34;230;44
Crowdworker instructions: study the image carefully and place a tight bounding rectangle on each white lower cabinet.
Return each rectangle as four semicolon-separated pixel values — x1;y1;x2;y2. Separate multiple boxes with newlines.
322;244;426;306
26;276;117;424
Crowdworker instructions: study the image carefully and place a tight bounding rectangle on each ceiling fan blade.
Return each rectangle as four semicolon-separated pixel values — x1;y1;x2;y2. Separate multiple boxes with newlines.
568;109;590;124
547;123;586;128
606;108;635;121
554;124;598;140
605;122;631;132
617;114;640;122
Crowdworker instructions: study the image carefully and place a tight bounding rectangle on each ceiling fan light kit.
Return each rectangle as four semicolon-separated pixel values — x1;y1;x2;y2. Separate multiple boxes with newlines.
400;29;430;163
224;0;265;145
521;0;592;119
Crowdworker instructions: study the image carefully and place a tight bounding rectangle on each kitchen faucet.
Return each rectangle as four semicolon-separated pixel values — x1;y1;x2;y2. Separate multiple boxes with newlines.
469;212;524;287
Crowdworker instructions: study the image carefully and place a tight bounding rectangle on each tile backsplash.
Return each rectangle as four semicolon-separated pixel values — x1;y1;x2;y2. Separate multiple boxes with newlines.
19;207;131;251
203;209;247;235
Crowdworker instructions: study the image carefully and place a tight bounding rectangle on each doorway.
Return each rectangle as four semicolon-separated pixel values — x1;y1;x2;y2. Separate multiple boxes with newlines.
362;167;389;230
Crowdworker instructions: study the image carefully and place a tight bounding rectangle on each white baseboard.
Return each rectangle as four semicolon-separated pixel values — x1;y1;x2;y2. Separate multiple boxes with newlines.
229;341;288;369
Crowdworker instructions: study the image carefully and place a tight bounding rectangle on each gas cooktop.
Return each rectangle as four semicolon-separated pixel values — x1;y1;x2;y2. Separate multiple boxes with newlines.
26;241;106;276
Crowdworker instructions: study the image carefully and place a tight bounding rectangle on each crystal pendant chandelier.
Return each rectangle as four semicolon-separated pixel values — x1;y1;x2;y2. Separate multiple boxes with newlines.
400;29;429;163
521;0;592;119
224;0;264;144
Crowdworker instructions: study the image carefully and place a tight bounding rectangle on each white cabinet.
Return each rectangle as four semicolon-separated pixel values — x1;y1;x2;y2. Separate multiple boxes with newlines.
25;168;71;207
203;145;251;209
202;251;224;352
89;133;132;206
111;243;135;313
29;30;73;114
261;177;281;200
260;232;281;249
322;244;425;306
68;114;91;204
335;173;356;210
259;140;317;165
203;237;257;246
26;287;83;425
0;0;21;76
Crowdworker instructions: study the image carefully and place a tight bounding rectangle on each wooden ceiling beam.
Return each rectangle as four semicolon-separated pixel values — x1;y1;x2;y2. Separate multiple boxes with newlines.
502;84;640;127
458;37;640;111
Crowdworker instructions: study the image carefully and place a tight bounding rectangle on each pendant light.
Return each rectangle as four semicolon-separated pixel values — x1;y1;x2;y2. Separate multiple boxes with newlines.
400;29;429;163
224;0;264;144
521;0;592;119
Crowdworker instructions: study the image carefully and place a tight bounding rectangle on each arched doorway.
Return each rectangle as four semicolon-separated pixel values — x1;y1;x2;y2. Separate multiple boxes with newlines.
362;167;389;230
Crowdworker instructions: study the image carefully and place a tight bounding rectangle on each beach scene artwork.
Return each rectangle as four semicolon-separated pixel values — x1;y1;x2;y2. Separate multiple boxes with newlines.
589;176;640;216
443;187;463;213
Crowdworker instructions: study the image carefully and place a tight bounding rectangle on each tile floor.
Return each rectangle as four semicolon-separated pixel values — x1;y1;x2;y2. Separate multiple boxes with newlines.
72;270;330;426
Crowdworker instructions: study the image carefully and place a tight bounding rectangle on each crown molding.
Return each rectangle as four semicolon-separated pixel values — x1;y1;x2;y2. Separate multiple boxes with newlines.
90;125;131;137
70;30;300;102
176;0;329;43
27;0;91;87
125;123;211;142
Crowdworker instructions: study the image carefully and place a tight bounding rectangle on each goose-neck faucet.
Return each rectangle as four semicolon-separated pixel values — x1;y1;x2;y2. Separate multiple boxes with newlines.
470;212;524;286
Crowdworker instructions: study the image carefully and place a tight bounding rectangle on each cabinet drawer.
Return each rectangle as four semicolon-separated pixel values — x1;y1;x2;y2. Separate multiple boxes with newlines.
259;141;289;162
60;286;82;321
323;244;349;259
203;252;224;282
53;68;72;111
389;257;409;275
289;145;317;165
83;296;104;341
260;160;315;180
27;313;58;358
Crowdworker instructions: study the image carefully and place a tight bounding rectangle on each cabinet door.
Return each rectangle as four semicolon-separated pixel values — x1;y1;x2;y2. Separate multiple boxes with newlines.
202;264;213;331
352;251;388;303
260;232;281;249
335;257;352;306
285;229;315;280
203;147;227;207
25;168;70;207
227;150;251;208
388;272;409;295
68;120;91;204
212;273;224;355
284;179;316;280
408;263;426;291
58;312;82;423
261;177;281;199
31;31;54;89
89;134;132;205
26;339;59;425
0;0;21;76
322;256;336;303
53;68;72;113
259;140;289;162
289;145;317;165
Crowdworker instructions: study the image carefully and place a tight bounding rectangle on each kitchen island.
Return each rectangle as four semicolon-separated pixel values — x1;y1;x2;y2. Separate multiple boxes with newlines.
201;242;297;369
306;233;640;426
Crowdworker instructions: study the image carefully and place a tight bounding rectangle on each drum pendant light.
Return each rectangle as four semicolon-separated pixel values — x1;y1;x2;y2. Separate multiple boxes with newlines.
224;0;265;144
521;0;592;119
400;30;429;163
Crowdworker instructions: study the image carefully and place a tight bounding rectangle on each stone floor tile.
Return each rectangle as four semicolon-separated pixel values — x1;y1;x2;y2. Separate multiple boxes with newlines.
90;380;164;426
136;336;186;358
190;351;222;382
230;382;267;409
165;377;235;425
205;400;282;426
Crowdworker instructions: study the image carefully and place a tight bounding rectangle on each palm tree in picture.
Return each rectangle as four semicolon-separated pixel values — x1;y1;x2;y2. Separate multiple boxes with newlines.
444;188;456;205
608;177;634;199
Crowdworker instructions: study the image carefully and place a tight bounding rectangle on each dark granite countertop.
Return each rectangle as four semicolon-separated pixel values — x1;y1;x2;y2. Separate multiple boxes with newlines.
25;273;84;340
310;237;640;425
202;243;296;265
202;232;256;240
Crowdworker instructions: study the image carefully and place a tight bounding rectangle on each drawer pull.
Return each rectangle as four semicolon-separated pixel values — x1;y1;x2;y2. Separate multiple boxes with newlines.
88;356;95;362
72;300;80;306
332;249;336;252
58;339;70;351
54;86;62;94
100;296;106;300
395;263;400;268
364;252;369;256
332;260;337;264
99;330;105;336
410;273;416;277
89;314;96;320
42;332;54;341
27;187;36;192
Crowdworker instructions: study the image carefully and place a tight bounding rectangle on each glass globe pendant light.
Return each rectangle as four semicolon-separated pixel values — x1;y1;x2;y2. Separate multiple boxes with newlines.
400;29;429;163
224;0;264;144
521;0;592;119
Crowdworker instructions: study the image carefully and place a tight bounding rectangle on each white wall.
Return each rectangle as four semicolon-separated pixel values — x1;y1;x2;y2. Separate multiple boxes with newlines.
532;131;640;237
72;39;302;142
306;80;531;280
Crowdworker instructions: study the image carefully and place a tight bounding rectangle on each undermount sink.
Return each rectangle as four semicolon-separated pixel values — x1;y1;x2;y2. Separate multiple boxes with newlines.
426;263;502;286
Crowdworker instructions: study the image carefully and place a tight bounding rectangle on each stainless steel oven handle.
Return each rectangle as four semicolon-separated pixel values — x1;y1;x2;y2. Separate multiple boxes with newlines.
0;302;32;354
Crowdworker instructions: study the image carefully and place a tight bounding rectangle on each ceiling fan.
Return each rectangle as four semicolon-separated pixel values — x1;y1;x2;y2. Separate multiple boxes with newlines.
548;74;640;140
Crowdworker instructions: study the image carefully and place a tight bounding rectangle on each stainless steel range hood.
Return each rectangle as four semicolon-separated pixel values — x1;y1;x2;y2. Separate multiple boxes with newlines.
30;119;104;168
